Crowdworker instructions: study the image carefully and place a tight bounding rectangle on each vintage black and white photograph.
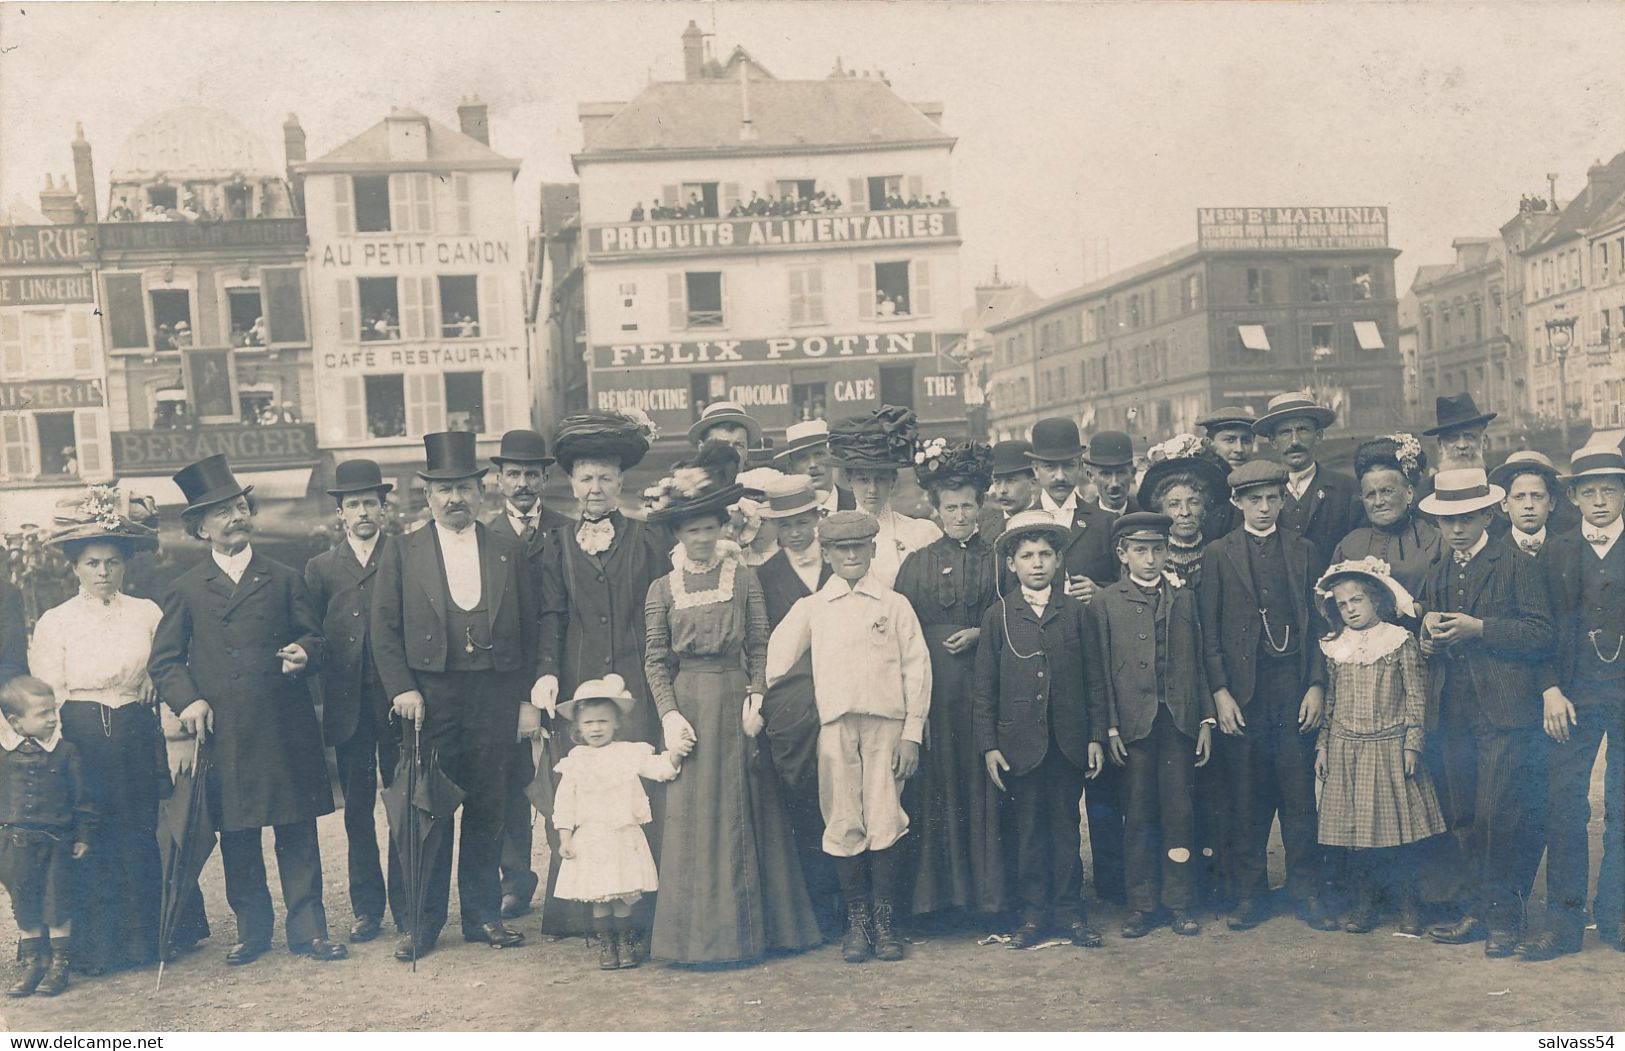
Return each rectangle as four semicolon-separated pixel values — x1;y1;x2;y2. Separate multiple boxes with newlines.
0;0;1622;1036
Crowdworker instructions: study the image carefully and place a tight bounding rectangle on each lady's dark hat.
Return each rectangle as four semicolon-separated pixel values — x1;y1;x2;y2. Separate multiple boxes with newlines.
1083;430;1134;468
554;412;653;473
1137;455;1228;513
490;429;555;467
417;431;488;482
827;406;918;470
990;440;1035;477
326;458;394;497
1422;393;1498;437
173;453;253;514
1024;417;1084;462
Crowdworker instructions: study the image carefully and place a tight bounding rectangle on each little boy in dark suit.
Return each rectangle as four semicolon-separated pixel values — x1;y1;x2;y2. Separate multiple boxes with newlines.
974;510;1106;949
1091;513;1215;938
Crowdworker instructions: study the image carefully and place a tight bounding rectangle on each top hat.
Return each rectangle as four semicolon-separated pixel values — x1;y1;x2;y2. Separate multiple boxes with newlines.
1416;468;1504;517
757;474;822;519
995;508;1072;557
1561;443;1625;482
1025;417;1085;462
688;401;762;447
990;440;1035;477
773;419;832;462
1196;405;1257;435
1083;430;1134;468
1423;393;1498;437
555;673;638;723
173;453;253;515
1112;511;1173;544
326;458;394;498
490;429;555;467
417;431;488;482
1252;391;1337;435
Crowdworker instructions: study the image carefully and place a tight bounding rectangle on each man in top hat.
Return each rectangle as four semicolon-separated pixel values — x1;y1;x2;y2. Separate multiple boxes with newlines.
773;419;856;514
304;460;401;945
1489;451;1579;551
371;431;542;959
1252;391;1364;567
1414;468;1552;957
482;429;570;920
1518;444;1625;960
690;401;761;466
149;454;347;965
1197;406;1258;472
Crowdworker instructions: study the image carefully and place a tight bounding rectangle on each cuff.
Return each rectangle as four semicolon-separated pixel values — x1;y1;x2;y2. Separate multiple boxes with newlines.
902;717;925;745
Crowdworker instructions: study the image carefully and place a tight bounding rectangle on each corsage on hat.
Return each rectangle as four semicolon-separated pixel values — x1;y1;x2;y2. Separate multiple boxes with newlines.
1354;433;1427;485
1315;556;1417;621
554;409;658;473
913;438;994;493
556;673;638;722
1137;433;1229;512
827;405;919;470
643;441;745;524
47;484;159;554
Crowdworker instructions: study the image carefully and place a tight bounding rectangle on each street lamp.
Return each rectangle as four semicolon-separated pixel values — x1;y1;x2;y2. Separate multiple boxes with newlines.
1545;314;1577;451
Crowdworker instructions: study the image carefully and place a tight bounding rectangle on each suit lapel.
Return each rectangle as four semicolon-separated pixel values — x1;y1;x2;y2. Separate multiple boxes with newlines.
1221;533;1258;604
1465;542;1502;612
223;554;272;616
1294;469;1327;528
410;527;446;621
202;560;235;605
481;524;510;621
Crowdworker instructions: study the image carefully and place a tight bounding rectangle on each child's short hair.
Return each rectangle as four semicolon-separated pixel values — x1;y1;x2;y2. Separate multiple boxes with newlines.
567;697;622;745
0;676;55;719
1323;577;1396;632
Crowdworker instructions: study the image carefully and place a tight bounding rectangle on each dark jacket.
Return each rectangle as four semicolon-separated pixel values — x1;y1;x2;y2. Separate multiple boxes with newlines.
1060;497;1121;587
0;737;94;843
973;588;1105;776
149;550;332;832
1280;464;1365;567
0;579;27;685
1087;578;1214;744
756;548;830;629
371;521;540;701
1198;528;1327;706
305;537;390;747
1417;536;1552;729
1536;528;1615;697
483;504;572;585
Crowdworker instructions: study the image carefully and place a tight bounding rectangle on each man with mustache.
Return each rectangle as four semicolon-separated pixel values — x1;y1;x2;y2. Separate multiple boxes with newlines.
1424;393;1495;473
773;419;856;514
149;454;346;966
983;439;1038;535
1252;391;1364;567
483;430;571;921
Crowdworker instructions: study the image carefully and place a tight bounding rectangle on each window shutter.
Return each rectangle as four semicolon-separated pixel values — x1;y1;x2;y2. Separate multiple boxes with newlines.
72;409;107;479
405;373;445;436
858;262;875;319
478;273;506;339
434;174;459;233
455;173;471;233
0;314;21;379
849;178;868;212
1262;269;1275;304
262;268;308;343
389;173;411;233
418;276;439;338
401;277;423;341
103;273;149;349
907;175;923;200
788;269;806;326
1;413;35;479
69;307;94;373
722;182;740;214
911;259;933;317
341;375;365;441
482;368;510;434
336;280;358;343
333;175;354;235
661;185;679;207
807;267;826;324
412;173;432;232
718;272;729;328
667;273;687;330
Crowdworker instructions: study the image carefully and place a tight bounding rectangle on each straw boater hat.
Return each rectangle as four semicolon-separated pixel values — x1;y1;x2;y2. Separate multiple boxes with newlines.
995;508;1071;557
416;431;487;482
757;474;822;519
556;673;638;722
688;400;761;447
489;429;556;468
1422;393;1498;438
553;410;654;473
772;419;833;462
325;458;393;498
1314;556;1418;621
1252;391;1337;435
1561;443;1625;482
1416;468;1505;517
827;406;918;471
172;453;253;514
46;484;159;555
1488;450;1561;491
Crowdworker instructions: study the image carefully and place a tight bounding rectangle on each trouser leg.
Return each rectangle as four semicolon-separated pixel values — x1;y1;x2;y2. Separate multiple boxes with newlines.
1082;760;1125;903
455;704;514;931
1155;714;1198;911
499;740;540;906
1543;711;1607;939
833;854;869;905
1122;731;1162;914
1472;720;1542;934
1008;761;1052;924
1594;699;1625;932
272;820;329;946
1229;696;1283;903
374;717;405;931
1045;753;1087;926
219;828;275;947
335;715;385;923
1272;686;1323;902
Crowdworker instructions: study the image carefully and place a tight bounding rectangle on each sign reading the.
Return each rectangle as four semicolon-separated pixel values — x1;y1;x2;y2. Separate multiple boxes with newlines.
592;331;943;369
586;210;958;259
112;423;319;473
1197;207;1389;251
0;226;95;265
0;273;95;305
320;344;524;371
97;219;307;252
0;379;104;410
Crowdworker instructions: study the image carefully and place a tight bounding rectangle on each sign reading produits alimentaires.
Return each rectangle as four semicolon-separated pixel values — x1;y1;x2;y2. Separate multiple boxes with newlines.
1196;207;1389;251
592;331;945;369
586;210;958;259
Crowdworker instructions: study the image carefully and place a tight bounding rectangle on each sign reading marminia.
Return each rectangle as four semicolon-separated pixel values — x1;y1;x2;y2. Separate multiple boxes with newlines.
1196;206;1389;251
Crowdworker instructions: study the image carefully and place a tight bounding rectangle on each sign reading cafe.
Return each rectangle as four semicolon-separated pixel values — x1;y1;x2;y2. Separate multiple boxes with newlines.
587;209;959;259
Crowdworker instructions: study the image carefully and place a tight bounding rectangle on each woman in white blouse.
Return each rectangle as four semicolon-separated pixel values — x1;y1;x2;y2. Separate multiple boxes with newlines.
29;495;205;974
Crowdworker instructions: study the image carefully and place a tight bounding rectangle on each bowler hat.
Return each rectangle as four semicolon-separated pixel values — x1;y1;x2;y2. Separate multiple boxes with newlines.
688;401;762;447
1112;511;1173;544
1422;393;1497;437
490;429;555;467
1561;443;1625;482
1228;459;1289;494
1196;405;1257;435
1416;469;1504;517
990;440;1036;477
1252;391;1336;435
773;419;832;462
1025;417;1085;462
818;510;880;545
1083;430;1134;468
417;431;488;482
326;458;394;498
173;453;253;515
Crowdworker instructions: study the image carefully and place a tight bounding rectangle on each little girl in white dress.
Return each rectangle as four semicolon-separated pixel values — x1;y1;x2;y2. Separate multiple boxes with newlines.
552;674;688;970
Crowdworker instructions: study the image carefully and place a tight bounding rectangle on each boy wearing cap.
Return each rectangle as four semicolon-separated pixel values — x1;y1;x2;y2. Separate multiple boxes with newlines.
765;510;931;963
1489;451;1577;553
1518;445;1625;960
1090;512;1215;938
1414;469;1552;957
1198;458;1336;931
974;510;1106;949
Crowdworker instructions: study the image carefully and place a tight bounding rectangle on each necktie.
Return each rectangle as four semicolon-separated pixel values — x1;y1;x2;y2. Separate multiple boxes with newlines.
521;517;537;543
1453;550;1472;567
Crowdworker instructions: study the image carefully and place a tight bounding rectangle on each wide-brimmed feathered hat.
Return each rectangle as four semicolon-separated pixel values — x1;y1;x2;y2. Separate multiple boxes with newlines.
1315;556;1418;621
47;484;159;554
643;441;746;525
827;405;919;470
1137;433;1228;512
913;438;993;493
554;410;657;473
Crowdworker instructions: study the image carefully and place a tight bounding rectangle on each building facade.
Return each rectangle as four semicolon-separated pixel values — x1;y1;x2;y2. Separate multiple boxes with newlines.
1411;237;1521;441
529;182;587;431
298;102;529;493
576;26;966;448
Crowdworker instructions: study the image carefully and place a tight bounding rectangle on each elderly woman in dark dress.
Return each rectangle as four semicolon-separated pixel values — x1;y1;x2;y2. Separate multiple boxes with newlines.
1331;435;1441;599
893;440;1007;920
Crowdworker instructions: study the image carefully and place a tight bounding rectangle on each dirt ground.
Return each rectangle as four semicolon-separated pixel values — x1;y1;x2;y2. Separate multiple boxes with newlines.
2;750;1621;1033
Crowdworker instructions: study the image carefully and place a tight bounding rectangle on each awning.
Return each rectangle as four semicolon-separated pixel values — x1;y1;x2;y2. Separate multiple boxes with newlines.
154;389;187;404
1237;324;1270;352
120;467;315;506
1353;321;1385;351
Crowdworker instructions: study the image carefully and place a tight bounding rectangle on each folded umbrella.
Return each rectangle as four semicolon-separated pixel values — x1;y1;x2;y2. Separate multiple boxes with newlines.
155;737;216;991
382;724;465;971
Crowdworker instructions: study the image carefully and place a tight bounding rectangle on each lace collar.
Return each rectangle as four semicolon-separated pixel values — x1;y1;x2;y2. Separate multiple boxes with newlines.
1320;621;1410;665
671;554;737;610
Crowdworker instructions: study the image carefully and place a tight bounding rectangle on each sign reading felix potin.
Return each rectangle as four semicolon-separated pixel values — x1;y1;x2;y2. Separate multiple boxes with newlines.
1197;207;1389;251
592;331;945;369
587;210;958;259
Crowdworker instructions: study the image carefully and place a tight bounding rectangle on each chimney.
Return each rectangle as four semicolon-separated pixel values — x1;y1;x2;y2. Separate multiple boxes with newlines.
39;173;79;225
682;20;705;81
458;96;490;146
283;113;306;216
71;123;97;222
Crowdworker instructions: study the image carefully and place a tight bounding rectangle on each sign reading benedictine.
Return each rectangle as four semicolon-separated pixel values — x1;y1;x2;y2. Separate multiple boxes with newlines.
592;331;946;369
1196;207;1389;251
586;209;958;259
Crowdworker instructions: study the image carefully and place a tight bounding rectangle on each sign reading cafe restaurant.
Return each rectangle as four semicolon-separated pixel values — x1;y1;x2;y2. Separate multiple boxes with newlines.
587;209;959;259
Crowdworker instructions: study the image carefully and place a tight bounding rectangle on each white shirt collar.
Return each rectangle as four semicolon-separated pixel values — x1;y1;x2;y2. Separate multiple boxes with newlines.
0;720;61;753
346;532;379;566
1512;526;1547;549
1040;489;1078;513
1583;516;1624;542
1020;584;1051;613
1456;532;1490;561
505;500;539;524
786;541;821;568
819;571;883;601
436;520;478;541
212;543;253;582
1289;463;1318;487
1242;524;1277;539
75;588;124;609
819;488;841;514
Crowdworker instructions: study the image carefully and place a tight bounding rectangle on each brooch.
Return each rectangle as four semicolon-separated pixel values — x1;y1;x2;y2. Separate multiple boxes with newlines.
871;615;890;637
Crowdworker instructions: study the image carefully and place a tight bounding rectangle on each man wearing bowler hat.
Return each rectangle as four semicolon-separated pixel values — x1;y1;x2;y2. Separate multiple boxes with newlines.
371;431;543;959
304;459;402;945
149;454;347;965
483;429;570;920
690;401;761;466
1252;391;1364;567
980;439;1038;538
773;419;856;514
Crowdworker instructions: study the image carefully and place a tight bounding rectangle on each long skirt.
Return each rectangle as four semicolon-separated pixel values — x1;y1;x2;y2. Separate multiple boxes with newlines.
905;626;1011;916
1319;727;1447;848
651;659;820;964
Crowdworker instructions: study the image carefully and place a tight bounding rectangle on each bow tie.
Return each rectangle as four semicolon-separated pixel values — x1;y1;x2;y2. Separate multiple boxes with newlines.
1518;540;1541;555
576;517;616;556
1585;531;1611;546
1453;550;1474;566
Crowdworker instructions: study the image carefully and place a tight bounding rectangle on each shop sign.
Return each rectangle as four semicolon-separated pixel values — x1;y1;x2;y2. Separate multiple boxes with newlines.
1197;207;1389;251
97;219;306;251
316;239;513;268
593;331;941;369
586;210;958;259
321;344;524;370
0;225;95;264
112;423;319;473
0;379;104;410
0;273;95;305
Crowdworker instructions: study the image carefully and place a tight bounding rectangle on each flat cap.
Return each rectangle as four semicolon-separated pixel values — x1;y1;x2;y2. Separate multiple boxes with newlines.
1196;405;1256;432
1112;511;1173;543
1228;459;1289;493
818;510;880;544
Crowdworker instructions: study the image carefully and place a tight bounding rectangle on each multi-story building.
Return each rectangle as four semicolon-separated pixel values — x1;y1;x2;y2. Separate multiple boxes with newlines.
960;272;1039;441
986;206;1402;445
529;182;587;430
93;108;320;506
1585;191;1625;430
1397;291;1420;423
1411;237;1521;446
575;24;966;448
298;100;530;492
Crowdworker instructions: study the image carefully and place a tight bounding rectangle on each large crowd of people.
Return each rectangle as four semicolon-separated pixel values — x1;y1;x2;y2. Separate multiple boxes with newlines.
1;389;1620;1004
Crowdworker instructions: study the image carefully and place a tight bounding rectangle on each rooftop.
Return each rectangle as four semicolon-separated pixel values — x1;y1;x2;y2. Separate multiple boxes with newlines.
1525;149;1625;253
113;107;275;178
298;108;519;173
989;243;1203;332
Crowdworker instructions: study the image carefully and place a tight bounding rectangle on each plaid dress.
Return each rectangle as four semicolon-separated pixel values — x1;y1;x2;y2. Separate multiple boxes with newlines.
1316;624;1447;848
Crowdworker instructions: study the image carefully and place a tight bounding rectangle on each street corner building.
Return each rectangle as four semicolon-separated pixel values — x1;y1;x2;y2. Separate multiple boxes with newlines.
577;25;972;449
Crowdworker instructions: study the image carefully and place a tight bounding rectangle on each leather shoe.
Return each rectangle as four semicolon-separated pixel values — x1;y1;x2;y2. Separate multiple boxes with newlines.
1429;915;1487;945
224;939;271;966
393;932;437;962
499;894;532;920
1067;920;1103;948
464;921;525;949
1120;911;1156;939
349;916;383;944
1297;896;1339;932
1484;930;1518;958
1170;910;1200;937
1008;921;1045;949
1227;898;1266;931
1395;902;1424;938
291;937;349;961
1514;930;1582;962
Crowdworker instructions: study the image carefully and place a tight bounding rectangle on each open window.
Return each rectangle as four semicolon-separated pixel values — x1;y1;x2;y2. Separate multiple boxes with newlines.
670;272;724;329
1311;322;1334;360
777;179;817;201
1246;268;1273;305
875;261;911;316
867;176;903;211
358;278;400;342
1308;267;1331;302
146;184;178;210
364;375;407;438
228;286;264;346
239;384;278;425
150;290;192;349
689;373;727;422
444;372;485;433
354;176;391;233
1352;266;1374;300
791;377;827;421
678;182;719;218
224;184;253;220
439;275;480;338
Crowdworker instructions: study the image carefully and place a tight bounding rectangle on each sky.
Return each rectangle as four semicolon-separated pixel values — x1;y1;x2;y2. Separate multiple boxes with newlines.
3;1;1624;306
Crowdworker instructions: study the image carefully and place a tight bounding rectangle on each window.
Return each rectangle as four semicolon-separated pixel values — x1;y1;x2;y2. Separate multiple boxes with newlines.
1308;267;1330;302
1128;294;1142;328
1310;323;1334;359
444;372;485;433
150;290;192;349
1246;268;1273;305
224;184;252;220
1185;273;1202;312
788;267;825;326
1352;267;1374;300
689;373;728;421
358;278;401;341
146;184;177;210
353;176;391;233
872;261;912;317
261;267;307;344
1473;301;1484;342
227;287;263;346
1147;288;1158;324
439;275;480;337
679;182;719;219
671;272;724;328
618;282;639;333
364;375;407;438
880;365;914;407
792;379;827;421
866;175;903;210
1422;314;1433;351
777;179;817;201
34;413;76;475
